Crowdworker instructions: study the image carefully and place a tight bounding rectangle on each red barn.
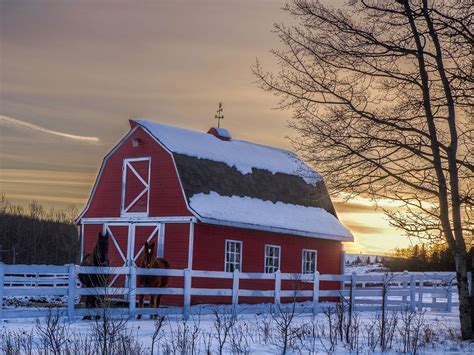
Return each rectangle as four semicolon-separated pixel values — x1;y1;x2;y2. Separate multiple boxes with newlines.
76;119;353;305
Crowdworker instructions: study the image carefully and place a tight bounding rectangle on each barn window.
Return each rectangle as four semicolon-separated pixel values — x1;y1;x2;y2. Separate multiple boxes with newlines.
264;245;280;273
225;240;242;272
302;249;317;274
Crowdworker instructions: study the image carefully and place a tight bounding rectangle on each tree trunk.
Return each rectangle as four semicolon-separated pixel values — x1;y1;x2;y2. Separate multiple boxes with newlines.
454;246;472;339
471;246;474;331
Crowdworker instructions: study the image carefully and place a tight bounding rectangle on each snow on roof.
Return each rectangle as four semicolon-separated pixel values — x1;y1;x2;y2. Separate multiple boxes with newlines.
189;192;353;241
213;127;231;139
135;119;321;184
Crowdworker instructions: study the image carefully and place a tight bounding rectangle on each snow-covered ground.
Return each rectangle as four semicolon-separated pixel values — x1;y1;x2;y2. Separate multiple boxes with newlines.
1;263;465;353
1;303;471;354
345;263;391;275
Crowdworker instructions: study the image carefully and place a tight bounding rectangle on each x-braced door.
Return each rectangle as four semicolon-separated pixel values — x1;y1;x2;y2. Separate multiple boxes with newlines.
121;158;151;216
131;224;164;266
105;224;130;288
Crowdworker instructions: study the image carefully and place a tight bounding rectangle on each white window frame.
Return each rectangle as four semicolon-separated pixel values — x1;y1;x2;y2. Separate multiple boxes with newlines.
121;157;151;216
264;244;280;273
225;240;242;272
302;249;317;274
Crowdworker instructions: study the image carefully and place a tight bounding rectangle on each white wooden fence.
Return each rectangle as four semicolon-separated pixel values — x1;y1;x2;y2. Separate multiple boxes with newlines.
0;263;457;321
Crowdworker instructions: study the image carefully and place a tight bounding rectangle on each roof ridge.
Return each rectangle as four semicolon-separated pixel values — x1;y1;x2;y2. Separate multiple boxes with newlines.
134;118;294;153
134;118;321;184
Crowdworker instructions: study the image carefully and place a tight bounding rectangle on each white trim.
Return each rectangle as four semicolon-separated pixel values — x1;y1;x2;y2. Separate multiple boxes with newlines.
81;216;196;224
224;239;242;272
264;244;281;273
121;157;151;216
158;223;165;258
199;217;352;242
187;222;194;270
302;249;317;274
127;224;135;266
75;126;140;223
80;223;84;262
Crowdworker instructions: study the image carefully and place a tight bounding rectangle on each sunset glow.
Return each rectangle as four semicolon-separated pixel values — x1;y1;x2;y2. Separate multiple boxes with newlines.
0;0;410;255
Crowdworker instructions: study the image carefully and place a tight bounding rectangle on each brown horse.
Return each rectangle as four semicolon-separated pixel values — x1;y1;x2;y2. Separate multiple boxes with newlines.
136;241;170;319
78;231;109;318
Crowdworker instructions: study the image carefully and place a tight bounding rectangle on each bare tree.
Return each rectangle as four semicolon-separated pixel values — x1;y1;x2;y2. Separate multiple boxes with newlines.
151;315;167;355
254;0;473;339
212;306;236;355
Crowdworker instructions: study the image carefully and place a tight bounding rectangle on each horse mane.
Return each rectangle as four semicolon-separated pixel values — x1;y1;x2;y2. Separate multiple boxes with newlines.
81;233;109;267
157;257;170;268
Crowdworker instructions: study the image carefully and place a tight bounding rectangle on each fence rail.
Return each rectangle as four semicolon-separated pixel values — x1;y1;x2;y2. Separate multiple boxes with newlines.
0;263;458;321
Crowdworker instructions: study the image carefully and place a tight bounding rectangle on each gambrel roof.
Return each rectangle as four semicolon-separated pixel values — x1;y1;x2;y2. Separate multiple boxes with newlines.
134;120;353;242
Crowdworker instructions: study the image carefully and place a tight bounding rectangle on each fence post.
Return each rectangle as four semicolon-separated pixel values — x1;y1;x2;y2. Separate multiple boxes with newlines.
382;273;388;313
351;272;357;312
418;275;424;311
67;264;76;322
402;270;408;305
340;250;346;291
274;270;281;306
232;269;239;317
432;278;438;308
446;277;453;312
129;265;137;319
183;269;191;320
0;263;4;319
313;271;320;315
410;274;416;311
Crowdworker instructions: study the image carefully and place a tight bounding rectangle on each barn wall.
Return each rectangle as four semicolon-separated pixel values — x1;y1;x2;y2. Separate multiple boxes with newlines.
82;127;192;218
190;223;343;305
161;223;189;305
193;223;343;273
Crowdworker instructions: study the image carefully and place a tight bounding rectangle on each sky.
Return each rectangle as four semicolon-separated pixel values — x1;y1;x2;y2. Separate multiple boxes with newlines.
0;0;413;255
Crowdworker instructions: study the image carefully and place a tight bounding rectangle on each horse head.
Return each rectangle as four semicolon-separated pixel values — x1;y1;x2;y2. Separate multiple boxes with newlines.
96;231;109;265
143;241;156;266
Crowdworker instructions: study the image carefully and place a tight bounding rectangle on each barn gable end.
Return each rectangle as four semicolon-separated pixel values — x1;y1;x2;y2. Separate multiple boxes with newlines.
79;126;193;219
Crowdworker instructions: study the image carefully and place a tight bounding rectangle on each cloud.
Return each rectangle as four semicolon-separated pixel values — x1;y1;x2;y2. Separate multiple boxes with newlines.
333;201;378;213
0;115;100;143
344;222;387;235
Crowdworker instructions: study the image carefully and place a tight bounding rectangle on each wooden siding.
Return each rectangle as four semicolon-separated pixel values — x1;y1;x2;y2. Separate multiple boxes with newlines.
82;127;192;218
193;223;342;274
190;223;343;305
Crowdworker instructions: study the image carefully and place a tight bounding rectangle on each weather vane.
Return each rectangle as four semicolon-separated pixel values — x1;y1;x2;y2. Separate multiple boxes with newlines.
215;102;224;128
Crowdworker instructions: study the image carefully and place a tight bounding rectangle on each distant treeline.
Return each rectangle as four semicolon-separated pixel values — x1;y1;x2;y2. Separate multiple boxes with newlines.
383;244;472;272
0;197;80;265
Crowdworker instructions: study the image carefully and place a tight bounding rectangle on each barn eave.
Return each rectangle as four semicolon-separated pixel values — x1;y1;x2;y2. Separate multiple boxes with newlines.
196;216;354;242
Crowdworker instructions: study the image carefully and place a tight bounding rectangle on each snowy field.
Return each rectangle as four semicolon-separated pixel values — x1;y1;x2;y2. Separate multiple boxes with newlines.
0;302;471;354
1;263;466;353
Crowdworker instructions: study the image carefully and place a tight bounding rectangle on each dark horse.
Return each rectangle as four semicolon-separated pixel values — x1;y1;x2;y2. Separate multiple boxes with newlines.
136;241;170;319
79;231;109;318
